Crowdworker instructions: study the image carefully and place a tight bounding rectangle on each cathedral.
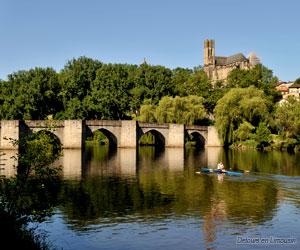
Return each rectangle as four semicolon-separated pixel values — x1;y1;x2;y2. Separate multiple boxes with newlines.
203;39;260;83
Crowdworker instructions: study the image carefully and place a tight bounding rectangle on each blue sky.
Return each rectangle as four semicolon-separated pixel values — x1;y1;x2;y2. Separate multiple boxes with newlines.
1;0;299;81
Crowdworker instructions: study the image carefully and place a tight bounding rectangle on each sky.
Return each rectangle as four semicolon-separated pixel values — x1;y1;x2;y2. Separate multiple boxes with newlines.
1;0;299;82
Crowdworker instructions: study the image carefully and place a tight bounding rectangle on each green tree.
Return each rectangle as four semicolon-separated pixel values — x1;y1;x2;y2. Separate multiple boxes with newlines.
233;121;255;142
88;64;135;119
204;88;228;114
214;86;268;145
275;96;300;139
130;64;174;114
294;77;300;84
137;95;207;125
252;121;271;146
136;99;156;122
0;68;61;120
226;64;281;112
59;57;103;119
175;66;212;98
172;67;193;96
0;126;62;249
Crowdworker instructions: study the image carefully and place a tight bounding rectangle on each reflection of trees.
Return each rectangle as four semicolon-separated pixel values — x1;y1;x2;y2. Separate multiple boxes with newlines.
58;177;175;230
85;145;117;163
58;147;281;235
221;179;277;224
220;149;300;176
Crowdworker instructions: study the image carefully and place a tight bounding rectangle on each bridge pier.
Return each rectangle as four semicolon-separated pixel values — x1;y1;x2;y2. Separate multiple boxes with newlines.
167;124;185;147
206;126;221;147
63;120;85;149
0;120;20;149
119;120;137;148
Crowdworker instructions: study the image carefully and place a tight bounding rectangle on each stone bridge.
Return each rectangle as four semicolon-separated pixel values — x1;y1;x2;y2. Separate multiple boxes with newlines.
0;120;222;149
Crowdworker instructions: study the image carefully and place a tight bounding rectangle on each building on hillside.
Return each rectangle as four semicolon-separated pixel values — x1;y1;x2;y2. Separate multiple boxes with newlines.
203;39;261;83
276;81;294;98
288;83;300;98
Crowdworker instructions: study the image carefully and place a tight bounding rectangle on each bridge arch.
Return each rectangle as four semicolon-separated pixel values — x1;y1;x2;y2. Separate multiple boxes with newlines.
138;129;166;147
187;131;206;147
23;127;63;146
21;129;62;157
86;128;118;147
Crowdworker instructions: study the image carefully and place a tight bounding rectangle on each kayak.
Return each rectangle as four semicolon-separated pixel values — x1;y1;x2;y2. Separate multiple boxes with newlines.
201;168;243;176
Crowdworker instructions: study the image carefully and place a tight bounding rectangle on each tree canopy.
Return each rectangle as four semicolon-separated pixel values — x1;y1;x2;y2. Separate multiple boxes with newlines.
275;97;300;139
214;86;269;145
137;95;207;125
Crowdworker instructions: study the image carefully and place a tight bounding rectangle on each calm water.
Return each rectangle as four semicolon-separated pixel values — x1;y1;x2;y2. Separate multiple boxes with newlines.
2;146;300;249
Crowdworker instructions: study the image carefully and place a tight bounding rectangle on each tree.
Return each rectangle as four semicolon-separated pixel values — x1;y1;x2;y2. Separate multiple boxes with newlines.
172;67;193;96
0;68;61;120
137;95;207;125
59;57;103;119
233;121;255;142
135;99;156;122
214;86;268;145
252;121;271;146
294;77;300;84
175;66;212;98
0;126;62;248
226;64;282;112
275;96;300;139
88;64;135;119
130;64;174;114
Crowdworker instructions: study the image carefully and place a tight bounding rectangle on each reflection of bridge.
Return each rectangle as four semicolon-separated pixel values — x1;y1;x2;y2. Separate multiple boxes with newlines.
0;147;223;178
0;120;222;149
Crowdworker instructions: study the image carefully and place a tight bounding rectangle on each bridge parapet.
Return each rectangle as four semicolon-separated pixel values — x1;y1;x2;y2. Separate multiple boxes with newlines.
138;122;169;129
185;125;208;131
86;120;121;127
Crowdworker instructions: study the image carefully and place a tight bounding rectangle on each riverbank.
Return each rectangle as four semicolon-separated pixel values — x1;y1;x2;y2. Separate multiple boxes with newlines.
230;141;300;151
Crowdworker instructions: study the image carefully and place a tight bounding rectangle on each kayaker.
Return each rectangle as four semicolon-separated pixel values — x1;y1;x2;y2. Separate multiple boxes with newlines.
217;162;225;171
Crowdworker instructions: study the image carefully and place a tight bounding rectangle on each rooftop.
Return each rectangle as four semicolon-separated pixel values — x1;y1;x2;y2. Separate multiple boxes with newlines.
225;53;247;64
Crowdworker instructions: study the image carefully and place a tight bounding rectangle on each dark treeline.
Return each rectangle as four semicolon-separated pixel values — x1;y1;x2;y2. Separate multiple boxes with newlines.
2;56;300;148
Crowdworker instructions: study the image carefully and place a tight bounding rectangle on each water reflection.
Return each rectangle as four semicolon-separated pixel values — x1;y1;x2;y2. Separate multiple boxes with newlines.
3;146;300;249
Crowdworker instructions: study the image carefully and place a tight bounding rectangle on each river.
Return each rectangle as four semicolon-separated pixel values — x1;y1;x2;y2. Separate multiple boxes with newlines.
2;145;300;249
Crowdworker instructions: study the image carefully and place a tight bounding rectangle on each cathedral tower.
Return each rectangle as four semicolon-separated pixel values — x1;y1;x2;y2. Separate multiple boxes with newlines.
204;39;215;66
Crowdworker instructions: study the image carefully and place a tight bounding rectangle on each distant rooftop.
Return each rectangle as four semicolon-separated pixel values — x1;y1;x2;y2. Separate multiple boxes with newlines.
215;53;248;66
289;83;300;88
225;53;247;64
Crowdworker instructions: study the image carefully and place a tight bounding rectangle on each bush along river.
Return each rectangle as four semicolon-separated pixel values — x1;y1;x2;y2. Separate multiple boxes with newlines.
1;145;299;249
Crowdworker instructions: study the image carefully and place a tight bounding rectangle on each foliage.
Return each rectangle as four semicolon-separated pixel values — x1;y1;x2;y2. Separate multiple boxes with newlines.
86;130;108;144
204;88;228;114
214;86;268;145
172;67;193;95
252;121;271;147
175;66;212;98
233;121;255;142
275;96;300;139
0;126;63;248
87;64;135;119
139;132;156;145
294;77;300;85
226;64;282;112
137;95;207;125
130;64;174;115
136;99;156;122
0;67;61;120
59;56;103;119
